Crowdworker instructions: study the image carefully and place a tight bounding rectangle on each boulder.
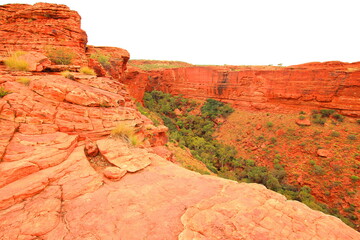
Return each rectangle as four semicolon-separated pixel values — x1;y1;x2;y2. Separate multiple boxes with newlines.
103;167;127;180
296;118;312;126
16;51;51;72
317;149;331;158
84;139;99;157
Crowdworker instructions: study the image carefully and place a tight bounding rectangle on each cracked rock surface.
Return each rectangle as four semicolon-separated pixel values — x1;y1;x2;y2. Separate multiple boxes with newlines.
0;72;359;239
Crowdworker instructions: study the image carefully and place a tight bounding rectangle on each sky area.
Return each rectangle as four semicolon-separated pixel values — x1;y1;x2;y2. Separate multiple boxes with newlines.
2;0;360;66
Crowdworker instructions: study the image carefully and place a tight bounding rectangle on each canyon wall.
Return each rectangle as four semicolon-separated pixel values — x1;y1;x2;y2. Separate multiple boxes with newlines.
126;62;360;117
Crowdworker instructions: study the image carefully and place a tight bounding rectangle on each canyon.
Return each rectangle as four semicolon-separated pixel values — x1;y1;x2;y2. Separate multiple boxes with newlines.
126;61;360;117
0;2;359;239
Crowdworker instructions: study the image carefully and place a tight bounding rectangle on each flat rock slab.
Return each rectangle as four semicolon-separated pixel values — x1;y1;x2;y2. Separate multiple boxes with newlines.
296;118;312;126
97;138;151;172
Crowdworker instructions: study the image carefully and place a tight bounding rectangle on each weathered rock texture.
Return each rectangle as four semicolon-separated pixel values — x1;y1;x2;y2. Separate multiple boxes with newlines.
86;45;130;80
0;3;87;64
0;70;359;239
0;3;359;239
126;62;360;117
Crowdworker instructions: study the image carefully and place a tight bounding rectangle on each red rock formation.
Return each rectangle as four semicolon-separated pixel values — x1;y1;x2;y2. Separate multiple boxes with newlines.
0;3;88;64
86;45;130;80
0;69;358;240
126;63;360;117
0;3;359;239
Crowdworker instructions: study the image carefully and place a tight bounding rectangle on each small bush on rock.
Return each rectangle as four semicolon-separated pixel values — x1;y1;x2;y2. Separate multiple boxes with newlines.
90;53;110;68
79;66;96;75
0;87;11;98
46;46;75;65
16;77;31;86
61;71;75;80
111;124;141;146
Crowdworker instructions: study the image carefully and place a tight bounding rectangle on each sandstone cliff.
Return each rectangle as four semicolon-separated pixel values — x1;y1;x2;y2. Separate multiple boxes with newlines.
0;3;87;64
126;62;360;117
0;3;359;239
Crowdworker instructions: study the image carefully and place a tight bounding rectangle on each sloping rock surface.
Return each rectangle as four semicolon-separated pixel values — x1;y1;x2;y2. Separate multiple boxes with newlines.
0;73;359;239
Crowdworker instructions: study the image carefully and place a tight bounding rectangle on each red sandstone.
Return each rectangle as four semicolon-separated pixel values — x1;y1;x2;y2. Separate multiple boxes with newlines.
0;3;359;239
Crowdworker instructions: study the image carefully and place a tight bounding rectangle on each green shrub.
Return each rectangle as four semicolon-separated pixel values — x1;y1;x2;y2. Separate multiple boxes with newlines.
298;115;306;120
330;131;340;137
333;113;344;122
320;109;335;117
201;98;234;120
90;52;110;68
79;66;96;75
357;119;360;125
312;109;319;115
312;114;326;125
4;51;29;71
313;165;325;175
347;134;357;141
46;46;75;65
299;111;306;115
16;77;31;86
266;121;274;128
0;87;11;98
350;175;359;182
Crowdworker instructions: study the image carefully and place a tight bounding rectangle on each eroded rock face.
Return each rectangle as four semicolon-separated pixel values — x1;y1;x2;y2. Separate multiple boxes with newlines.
0;2;359;239
125;63;360;117
86;45;130;80
1;71;358;239
0;3;88;64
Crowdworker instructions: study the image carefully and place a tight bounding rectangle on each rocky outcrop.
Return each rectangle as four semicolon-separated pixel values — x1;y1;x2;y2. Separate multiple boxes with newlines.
0;3;88;64
0;2;359;239
86;45;130;80
0;70;359;239
1;136;359;239
0;73;166;143
126;62;360;117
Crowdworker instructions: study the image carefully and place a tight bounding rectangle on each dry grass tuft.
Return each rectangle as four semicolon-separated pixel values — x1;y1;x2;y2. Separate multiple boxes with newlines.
79;66;96;75
16;77;31;86
4;51;29;71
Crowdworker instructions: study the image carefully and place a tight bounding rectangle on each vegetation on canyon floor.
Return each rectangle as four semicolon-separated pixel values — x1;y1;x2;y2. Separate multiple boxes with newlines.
218;109;360;229
141;90;359;229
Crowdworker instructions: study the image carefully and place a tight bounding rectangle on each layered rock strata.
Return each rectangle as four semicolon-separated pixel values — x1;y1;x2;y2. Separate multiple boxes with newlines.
0;3;87;64
126;62;360;117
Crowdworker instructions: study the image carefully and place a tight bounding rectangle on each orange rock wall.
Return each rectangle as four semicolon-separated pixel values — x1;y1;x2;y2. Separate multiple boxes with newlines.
126;64;360;117
0;3;87;64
